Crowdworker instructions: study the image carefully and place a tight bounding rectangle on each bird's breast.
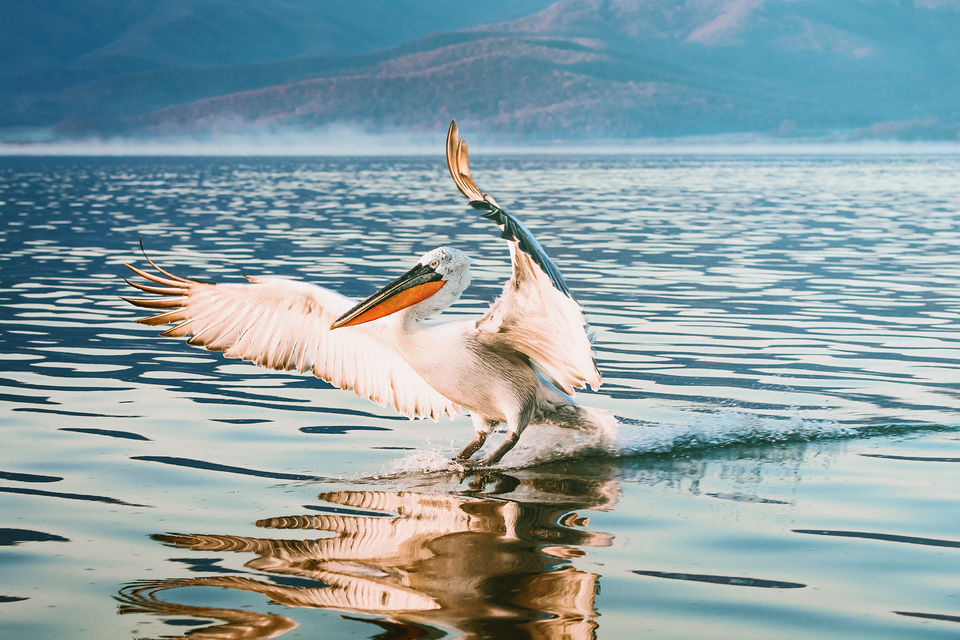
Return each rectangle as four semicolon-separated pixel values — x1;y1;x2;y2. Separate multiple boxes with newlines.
393;321;535;420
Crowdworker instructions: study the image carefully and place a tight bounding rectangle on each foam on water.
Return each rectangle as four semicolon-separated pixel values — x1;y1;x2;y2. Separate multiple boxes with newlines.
388;402;960;476
386;408;876;475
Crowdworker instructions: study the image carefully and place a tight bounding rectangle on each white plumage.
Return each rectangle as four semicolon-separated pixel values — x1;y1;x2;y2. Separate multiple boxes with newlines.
123;120;605;466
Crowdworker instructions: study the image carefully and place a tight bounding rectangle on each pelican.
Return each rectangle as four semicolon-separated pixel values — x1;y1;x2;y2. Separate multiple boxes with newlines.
122;121;605;466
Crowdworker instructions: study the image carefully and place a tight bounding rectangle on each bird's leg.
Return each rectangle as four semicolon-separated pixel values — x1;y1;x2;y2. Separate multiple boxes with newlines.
473;433;518;466
455;433;487;461
454;415;497;461
472;405;533;467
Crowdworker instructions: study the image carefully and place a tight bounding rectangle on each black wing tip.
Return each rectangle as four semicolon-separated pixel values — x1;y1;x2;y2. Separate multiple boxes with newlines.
474;203;572;298
546;268;571;297
453;125;572;298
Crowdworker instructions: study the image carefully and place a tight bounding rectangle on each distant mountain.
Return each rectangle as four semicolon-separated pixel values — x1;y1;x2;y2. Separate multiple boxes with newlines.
0;0;554;130
4;0;960;141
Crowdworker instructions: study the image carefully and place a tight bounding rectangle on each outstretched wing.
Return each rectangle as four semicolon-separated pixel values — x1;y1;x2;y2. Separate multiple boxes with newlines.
122;250;460;420
445;120;601;394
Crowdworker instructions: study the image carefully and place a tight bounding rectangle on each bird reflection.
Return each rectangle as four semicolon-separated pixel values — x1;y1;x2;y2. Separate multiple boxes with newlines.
117;469;619;639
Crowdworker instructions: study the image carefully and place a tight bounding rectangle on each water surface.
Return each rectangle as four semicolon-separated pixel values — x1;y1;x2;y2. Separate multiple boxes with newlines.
1;154;959;638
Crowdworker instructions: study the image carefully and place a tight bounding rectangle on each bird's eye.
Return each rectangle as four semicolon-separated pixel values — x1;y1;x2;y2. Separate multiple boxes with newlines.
429;259;440;269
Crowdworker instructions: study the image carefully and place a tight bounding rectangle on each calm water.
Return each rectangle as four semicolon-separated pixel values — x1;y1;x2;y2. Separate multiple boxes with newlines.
1;154;959;639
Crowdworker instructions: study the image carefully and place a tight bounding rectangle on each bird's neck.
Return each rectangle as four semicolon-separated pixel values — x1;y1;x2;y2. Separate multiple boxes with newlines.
397;306;432;332
395;287;459;329
390;308;444;378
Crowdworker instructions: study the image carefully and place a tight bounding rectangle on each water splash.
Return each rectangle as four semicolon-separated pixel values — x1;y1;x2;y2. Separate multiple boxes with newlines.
387;408;958;475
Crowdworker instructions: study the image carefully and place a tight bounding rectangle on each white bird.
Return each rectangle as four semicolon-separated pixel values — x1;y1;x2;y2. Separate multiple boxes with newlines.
123;121;604;466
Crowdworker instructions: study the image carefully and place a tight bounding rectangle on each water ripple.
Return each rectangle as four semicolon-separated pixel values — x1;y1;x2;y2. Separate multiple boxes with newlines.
3;155;960;640
632;570;805;589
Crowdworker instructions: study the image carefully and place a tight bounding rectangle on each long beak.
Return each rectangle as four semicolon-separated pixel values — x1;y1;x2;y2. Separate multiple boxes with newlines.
330;262;445;329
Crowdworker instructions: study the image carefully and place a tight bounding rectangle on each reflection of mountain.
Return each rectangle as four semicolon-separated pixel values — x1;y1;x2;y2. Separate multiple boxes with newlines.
5;1;960;140
117;470;619;639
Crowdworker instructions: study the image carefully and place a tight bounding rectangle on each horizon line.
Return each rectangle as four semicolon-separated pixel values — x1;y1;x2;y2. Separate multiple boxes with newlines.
5;138;960;157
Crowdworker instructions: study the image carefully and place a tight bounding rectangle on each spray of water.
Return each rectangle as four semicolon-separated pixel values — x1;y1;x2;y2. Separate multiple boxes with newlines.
383;407;949;476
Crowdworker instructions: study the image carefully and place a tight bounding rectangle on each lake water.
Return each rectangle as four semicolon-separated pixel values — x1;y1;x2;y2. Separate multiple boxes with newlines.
1;153;959;639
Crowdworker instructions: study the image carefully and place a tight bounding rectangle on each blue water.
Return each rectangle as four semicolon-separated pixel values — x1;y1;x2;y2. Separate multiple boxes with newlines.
1;154;959;638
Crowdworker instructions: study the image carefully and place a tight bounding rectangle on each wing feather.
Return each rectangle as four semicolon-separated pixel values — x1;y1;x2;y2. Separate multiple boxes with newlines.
445;120;601;394
123;258;460;420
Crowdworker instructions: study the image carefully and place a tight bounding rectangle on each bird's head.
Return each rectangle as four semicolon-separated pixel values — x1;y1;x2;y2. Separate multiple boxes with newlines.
330;247;471;329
